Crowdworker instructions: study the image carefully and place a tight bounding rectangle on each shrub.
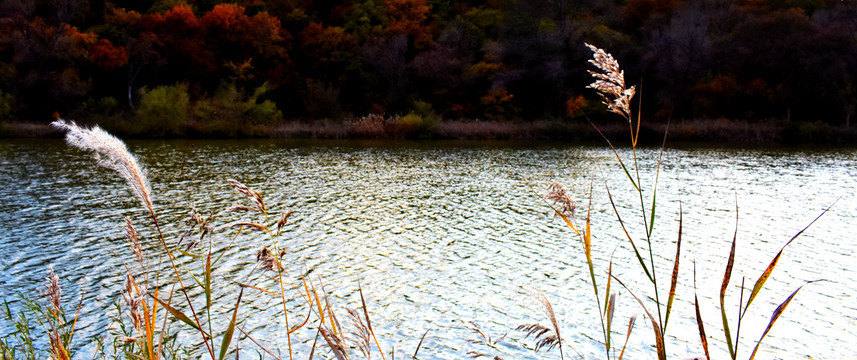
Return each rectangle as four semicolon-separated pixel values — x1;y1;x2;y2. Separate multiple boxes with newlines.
0;90;15;122
135;83;190;137
189;82;283;137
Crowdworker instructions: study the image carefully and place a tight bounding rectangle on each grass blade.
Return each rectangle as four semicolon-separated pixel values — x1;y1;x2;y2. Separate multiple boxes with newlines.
584;187;596;295
611;275;666;360
606;292;617;347
412;329;429;359
748;280;823;360
604;254;614;317
744;200;837;312
588;119;640;191
556;210;580;236
149;293;205;334
219;287;244;360
663;203;682;332
647;118;669;236
720;207;738;359
693;263;711;360
618;314;639;360
359;284;387;360
606;185;653;282
235;323;282;360
205;253;212;309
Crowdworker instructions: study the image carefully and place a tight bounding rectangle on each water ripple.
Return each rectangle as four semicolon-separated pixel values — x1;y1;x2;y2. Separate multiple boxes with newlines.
0;139;855;359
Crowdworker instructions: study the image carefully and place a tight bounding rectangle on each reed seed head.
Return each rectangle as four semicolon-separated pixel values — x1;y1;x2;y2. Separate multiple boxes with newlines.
124;217;143;263
277;210;292;233
122;274;143;332
345;308;372;359
255;247;285;273
227;179;266;214
545;182;576;219
51;120;153;215
42;266;62;313
585;43;636;121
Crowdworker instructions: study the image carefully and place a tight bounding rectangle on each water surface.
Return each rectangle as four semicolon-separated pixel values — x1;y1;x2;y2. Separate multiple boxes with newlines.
0;139;855;359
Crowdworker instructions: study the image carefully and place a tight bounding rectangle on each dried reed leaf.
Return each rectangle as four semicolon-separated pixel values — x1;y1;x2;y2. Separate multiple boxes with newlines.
360;284;387;360
607;293;617;333
606;185;652;282
412;329;429;359
744;200;837;312
664;204;682;332
618;314;638;360
234;323;282;360
219;287;243;360
720;209;738;359
148;293;205;334
748;280;823;360
205;254;212;308
611;275;665;360
288;302;314;335
693;263;711;360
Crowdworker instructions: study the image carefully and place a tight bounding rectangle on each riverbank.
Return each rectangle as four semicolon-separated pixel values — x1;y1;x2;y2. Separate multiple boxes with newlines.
2;117;856;145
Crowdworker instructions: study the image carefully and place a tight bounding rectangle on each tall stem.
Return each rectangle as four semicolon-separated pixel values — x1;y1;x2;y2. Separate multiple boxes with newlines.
151;213;216;359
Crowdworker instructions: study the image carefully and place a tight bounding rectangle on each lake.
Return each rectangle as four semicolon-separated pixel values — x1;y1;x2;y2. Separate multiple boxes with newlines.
1;138;855;359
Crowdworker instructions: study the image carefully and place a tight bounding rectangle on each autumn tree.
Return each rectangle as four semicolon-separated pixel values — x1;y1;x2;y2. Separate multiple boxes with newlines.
384;0;434;49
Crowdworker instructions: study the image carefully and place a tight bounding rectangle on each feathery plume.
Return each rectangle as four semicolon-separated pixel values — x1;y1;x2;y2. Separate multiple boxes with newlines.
124;217;143;263
277;210;292;234
51;120;153;214
42;266;62;313
346;308;372;359
227;179;266;214
545;182;576;219
585;43;636;121
122;274;144;332
255;247;285;273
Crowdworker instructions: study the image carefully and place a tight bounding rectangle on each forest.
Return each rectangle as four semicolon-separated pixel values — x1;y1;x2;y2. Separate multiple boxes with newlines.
1;0;856;138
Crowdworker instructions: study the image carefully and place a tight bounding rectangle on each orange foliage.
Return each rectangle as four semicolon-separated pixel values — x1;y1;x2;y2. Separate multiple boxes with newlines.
566;95;587;116
201;3;246;30
60;24;97;60
91;39;128;69
106;7;143;27
300;22;357;59
383;0;433;48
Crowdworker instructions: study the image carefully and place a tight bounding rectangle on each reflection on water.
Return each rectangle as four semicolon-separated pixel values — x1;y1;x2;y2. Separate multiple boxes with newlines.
1;139;855;359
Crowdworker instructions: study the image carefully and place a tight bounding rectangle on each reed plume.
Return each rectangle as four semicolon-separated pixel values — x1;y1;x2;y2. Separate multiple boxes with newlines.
517;287;564;359
346;307;372;359
585;43;636;121
41;266;62;314
124;217;143;263
227;179;266;214
545;182;576;219
51;120;153;214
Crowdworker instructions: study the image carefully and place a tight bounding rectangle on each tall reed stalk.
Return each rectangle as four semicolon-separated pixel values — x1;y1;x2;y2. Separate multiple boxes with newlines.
42;120;417;359
524;44;836;360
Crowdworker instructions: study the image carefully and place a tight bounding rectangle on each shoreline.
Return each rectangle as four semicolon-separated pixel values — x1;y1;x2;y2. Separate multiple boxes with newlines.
2;118;856;146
